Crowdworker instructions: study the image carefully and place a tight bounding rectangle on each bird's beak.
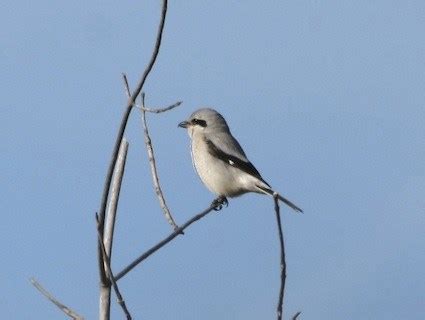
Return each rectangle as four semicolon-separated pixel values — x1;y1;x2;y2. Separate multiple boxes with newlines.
178;121;189;128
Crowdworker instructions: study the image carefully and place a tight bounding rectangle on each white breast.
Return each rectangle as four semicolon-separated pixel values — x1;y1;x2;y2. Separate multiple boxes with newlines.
190;133;250;197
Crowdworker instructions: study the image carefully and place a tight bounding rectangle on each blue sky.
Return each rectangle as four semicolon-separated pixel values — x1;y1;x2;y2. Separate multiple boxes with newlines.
1;1;424;319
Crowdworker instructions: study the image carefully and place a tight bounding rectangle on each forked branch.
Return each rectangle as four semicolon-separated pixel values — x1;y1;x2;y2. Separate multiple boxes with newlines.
97;215;132;320
97;0;169;283
122;74;181;230
99;138;129;320
114;199;225;281
122;74;182;113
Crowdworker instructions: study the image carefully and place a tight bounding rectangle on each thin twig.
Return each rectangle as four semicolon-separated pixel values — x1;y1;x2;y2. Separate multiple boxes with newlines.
141;101;182;113
30;277;84;320
122;74;180;230
97;216;132;320
115;202;219;281
97;0;168;283
122;74;182;113
292;311;301;319
99;138;129;320
141;93;180;230
273;194;286;320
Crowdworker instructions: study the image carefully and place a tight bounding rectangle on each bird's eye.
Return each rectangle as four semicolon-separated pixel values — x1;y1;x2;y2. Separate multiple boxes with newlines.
191;118;207;127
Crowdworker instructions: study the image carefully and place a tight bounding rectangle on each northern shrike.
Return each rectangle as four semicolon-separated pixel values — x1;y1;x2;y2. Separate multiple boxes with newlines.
178;108;302;212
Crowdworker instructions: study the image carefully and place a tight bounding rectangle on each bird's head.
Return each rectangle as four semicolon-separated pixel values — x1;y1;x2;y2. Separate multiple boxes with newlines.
178;108;229;138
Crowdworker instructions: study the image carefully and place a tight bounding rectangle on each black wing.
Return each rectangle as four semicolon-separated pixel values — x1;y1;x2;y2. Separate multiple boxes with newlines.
204;138;270;187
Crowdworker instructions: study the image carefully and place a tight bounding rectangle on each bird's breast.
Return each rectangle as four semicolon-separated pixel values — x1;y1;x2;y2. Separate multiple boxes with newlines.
190;135;247;197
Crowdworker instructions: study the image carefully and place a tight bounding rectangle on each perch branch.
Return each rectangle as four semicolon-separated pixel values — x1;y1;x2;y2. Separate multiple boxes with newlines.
30;277;84;320
97;0;168;283
97;217;132;320
115;201;221;281
273;194;286;320
99;138;129;320
122;75;180;230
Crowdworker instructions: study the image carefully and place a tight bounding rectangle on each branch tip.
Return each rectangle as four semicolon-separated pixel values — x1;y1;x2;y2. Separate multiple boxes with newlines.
30;277;84;320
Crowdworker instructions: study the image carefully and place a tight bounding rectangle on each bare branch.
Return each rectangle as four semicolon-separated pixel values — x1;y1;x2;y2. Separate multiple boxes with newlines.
30;277;84;320
122;74;180;230
99;138;129;320
104;138;129;265
122;74;182;113
141;93;180;230
141;100;182;114
97;217;132;320
97;0;168;282
115;201;221;281
273;194;286;320
292;311;302;320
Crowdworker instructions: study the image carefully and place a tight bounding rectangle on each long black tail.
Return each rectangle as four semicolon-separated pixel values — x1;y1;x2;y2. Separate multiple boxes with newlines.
256;185;303;213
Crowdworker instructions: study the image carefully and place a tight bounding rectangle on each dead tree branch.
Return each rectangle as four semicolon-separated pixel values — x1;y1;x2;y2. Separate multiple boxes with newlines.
114;200;223;281
30;277;84;320
122;74;182;113
273;194;286;320
97;217;132;320
140;100;182;113
292;311;302;319
104;139;129;268
122;75;180;230
97;0;168;283
140;94;178;229
99;138;129;320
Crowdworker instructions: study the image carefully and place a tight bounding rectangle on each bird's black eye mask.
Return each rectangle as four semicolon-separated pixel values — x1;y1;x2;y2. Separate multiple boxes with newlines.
191;118;207;127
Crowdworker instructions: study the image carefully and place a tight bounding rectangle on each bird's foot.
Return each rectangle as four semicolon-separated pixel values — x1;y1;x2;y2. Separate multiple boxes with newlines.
212;196;228;211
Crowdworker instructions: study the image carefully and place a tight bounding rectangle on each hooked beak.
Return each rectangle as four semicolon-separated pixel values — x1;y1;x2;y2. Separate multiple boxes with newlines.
178;120;189;128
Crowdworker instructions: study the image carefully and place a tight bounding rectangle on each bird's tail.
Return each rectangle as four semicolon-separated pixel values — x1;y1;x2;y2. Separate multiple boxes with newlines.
256;184;303;213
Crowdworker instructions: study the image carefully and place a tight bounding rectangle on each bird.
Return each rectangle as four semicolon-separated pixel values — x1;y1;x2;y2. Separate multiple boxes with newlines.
178;108;302;213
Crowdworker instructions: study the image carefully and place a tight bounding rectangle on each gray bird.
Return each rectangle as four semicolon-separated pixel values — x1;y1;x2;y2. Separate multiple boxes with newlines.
178;108;302;212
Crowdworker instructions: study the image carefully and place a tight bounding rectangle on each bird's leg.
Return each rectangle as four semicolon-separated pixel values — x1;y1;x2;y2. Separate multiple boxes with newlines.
212;196;228;211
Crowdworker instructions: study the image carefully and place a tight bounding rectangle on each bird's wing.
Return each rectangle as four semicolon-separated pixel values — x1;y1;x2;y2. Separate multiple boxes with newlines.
204;135;270;187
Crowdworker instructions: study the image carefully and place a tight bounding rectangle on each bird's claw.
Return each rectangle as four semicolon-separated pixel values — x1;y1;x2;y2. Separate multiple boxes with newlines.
212;196;228;211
